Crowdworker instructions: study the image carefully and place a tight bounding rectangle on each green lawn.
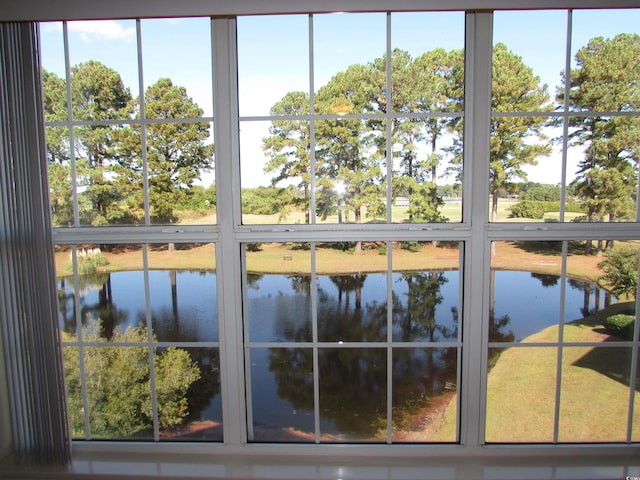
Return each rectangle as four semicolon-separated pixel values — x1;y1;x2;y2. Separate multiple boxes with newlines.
433;302;639;443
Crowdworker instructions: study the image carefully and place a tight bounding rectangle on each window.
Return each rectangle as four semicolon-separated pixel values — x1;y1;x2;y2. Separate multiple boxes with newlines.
238;12;464;225
41;19;221;441
33;7;640;450
485;9;640;443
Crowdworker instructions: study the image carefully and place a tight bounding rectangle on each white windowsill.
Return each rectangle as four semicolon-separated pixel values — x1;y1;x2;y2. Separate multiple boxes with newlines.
1;444;640;480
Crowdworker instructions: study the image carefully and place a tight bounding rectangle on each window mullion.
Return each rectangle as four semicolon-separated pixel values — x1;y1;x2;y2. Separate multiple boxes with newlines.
461;10;493;448
212;16;246;446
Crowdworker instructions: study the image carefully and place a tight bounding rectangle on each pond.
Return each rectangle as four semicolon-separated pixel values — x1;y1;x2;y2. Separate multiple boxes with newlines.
58;269;614;441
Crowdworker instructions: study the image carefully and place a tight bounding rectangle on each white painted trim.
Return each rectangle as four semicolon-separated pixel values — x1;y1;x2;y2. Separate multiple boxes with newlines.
3;0;640;22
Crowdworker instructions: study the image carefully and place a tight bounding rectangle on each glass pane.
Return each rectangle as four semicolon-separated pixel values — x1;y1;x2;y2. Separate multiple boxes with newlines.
318;348;386;442
57;245;144;339
61;346;85;439
147;121;214;225
564;240;633;343
241;119;312;225
74;124;143;227
317;242;388;343
392;348;458;443
46;130;74;227
40;22;66;76
391;120;461;224
315;119;387;225
571;10;640;113
490;241;563;343
248;348;314;442
489;117;554;223
141;18;213;118
493;11;565;114
486;347;557;443
245;243;312;343
559;347;633;442
392;241;461;342
238;15;309;117
391;12;465;114
85;346;154;440
67;19;139;107
314;13;386;112
157;347;222;441
147;243;218;343
564;117;639;223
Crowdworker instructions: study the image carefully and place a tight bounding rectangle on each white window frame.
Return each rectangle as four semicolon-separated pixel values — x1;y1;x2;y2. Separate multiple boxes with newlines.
22;1;640;459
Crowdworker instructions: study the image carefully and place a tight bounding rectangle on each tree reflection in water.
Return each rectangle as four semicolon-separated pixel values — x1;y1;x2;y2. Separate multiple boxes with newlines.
260;271;462;441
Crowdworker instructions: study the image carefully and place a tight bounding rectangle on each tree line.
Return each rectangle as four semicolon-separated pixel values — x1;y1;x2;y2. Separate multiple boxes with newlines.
44;61;214;226
44;34;640;234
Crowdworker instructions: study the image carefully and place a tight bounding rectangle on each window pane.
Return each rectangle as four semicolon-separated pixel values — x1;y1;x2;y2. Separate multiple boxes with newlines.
67;19;139;108
486;347;557;443
391;121;461;223
146;121;215;225
565;117;639;223
61;346;84;439
318;348;387;443
317;242;388;343
392;241;461;342
564;240;632;343
493;11;565;114
238;15;309;117
74;124;143;226
147;243;218;343
571;10;640;114
314;13;386;112
85;346;154;440
490;241;563;343
244;243;312;343
489;117;554;223
157;347;222;441
391;12;465;115
241;119;312;225
315;119;387;225
559;347;633;442
247;347;315;442
141;18;213;118
392;347;458;443
57;245;144;339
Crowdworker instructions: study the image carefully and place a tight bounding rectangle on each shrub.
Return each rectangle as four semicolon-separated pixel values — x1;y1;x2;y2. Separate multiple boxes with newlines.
604;314;635;340
510;200;545;219
62;320;201;438
599;247;639;299
400;241;421;252
70;248;109;275
510;200;586;220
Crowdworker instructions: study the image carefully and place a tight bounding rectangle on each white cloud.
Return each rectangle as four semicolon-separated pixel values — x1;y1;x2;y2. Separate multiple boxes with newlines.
68;20;135;43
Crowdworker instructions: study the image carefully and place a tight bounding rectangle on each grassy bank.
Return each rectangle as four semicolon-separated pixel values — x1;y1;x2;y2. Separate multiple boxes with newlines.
55;241;622;287
428;301;639;443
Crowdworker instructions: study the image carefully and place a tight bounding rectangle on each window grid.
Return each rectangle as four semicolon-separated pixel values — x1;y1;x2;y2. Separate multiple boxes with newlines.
50;16;220;441
238;12;465;227
43;9;640;451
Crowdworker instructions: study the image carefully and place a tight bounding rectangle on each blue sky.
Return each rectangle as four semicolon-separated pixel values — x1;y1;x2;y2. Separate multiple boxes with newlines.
39;9;640;188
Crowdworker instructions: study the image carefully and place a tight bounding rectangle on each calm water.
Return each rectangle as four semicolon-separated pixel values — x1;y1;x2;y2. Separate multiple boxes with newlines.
58;269;614;441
